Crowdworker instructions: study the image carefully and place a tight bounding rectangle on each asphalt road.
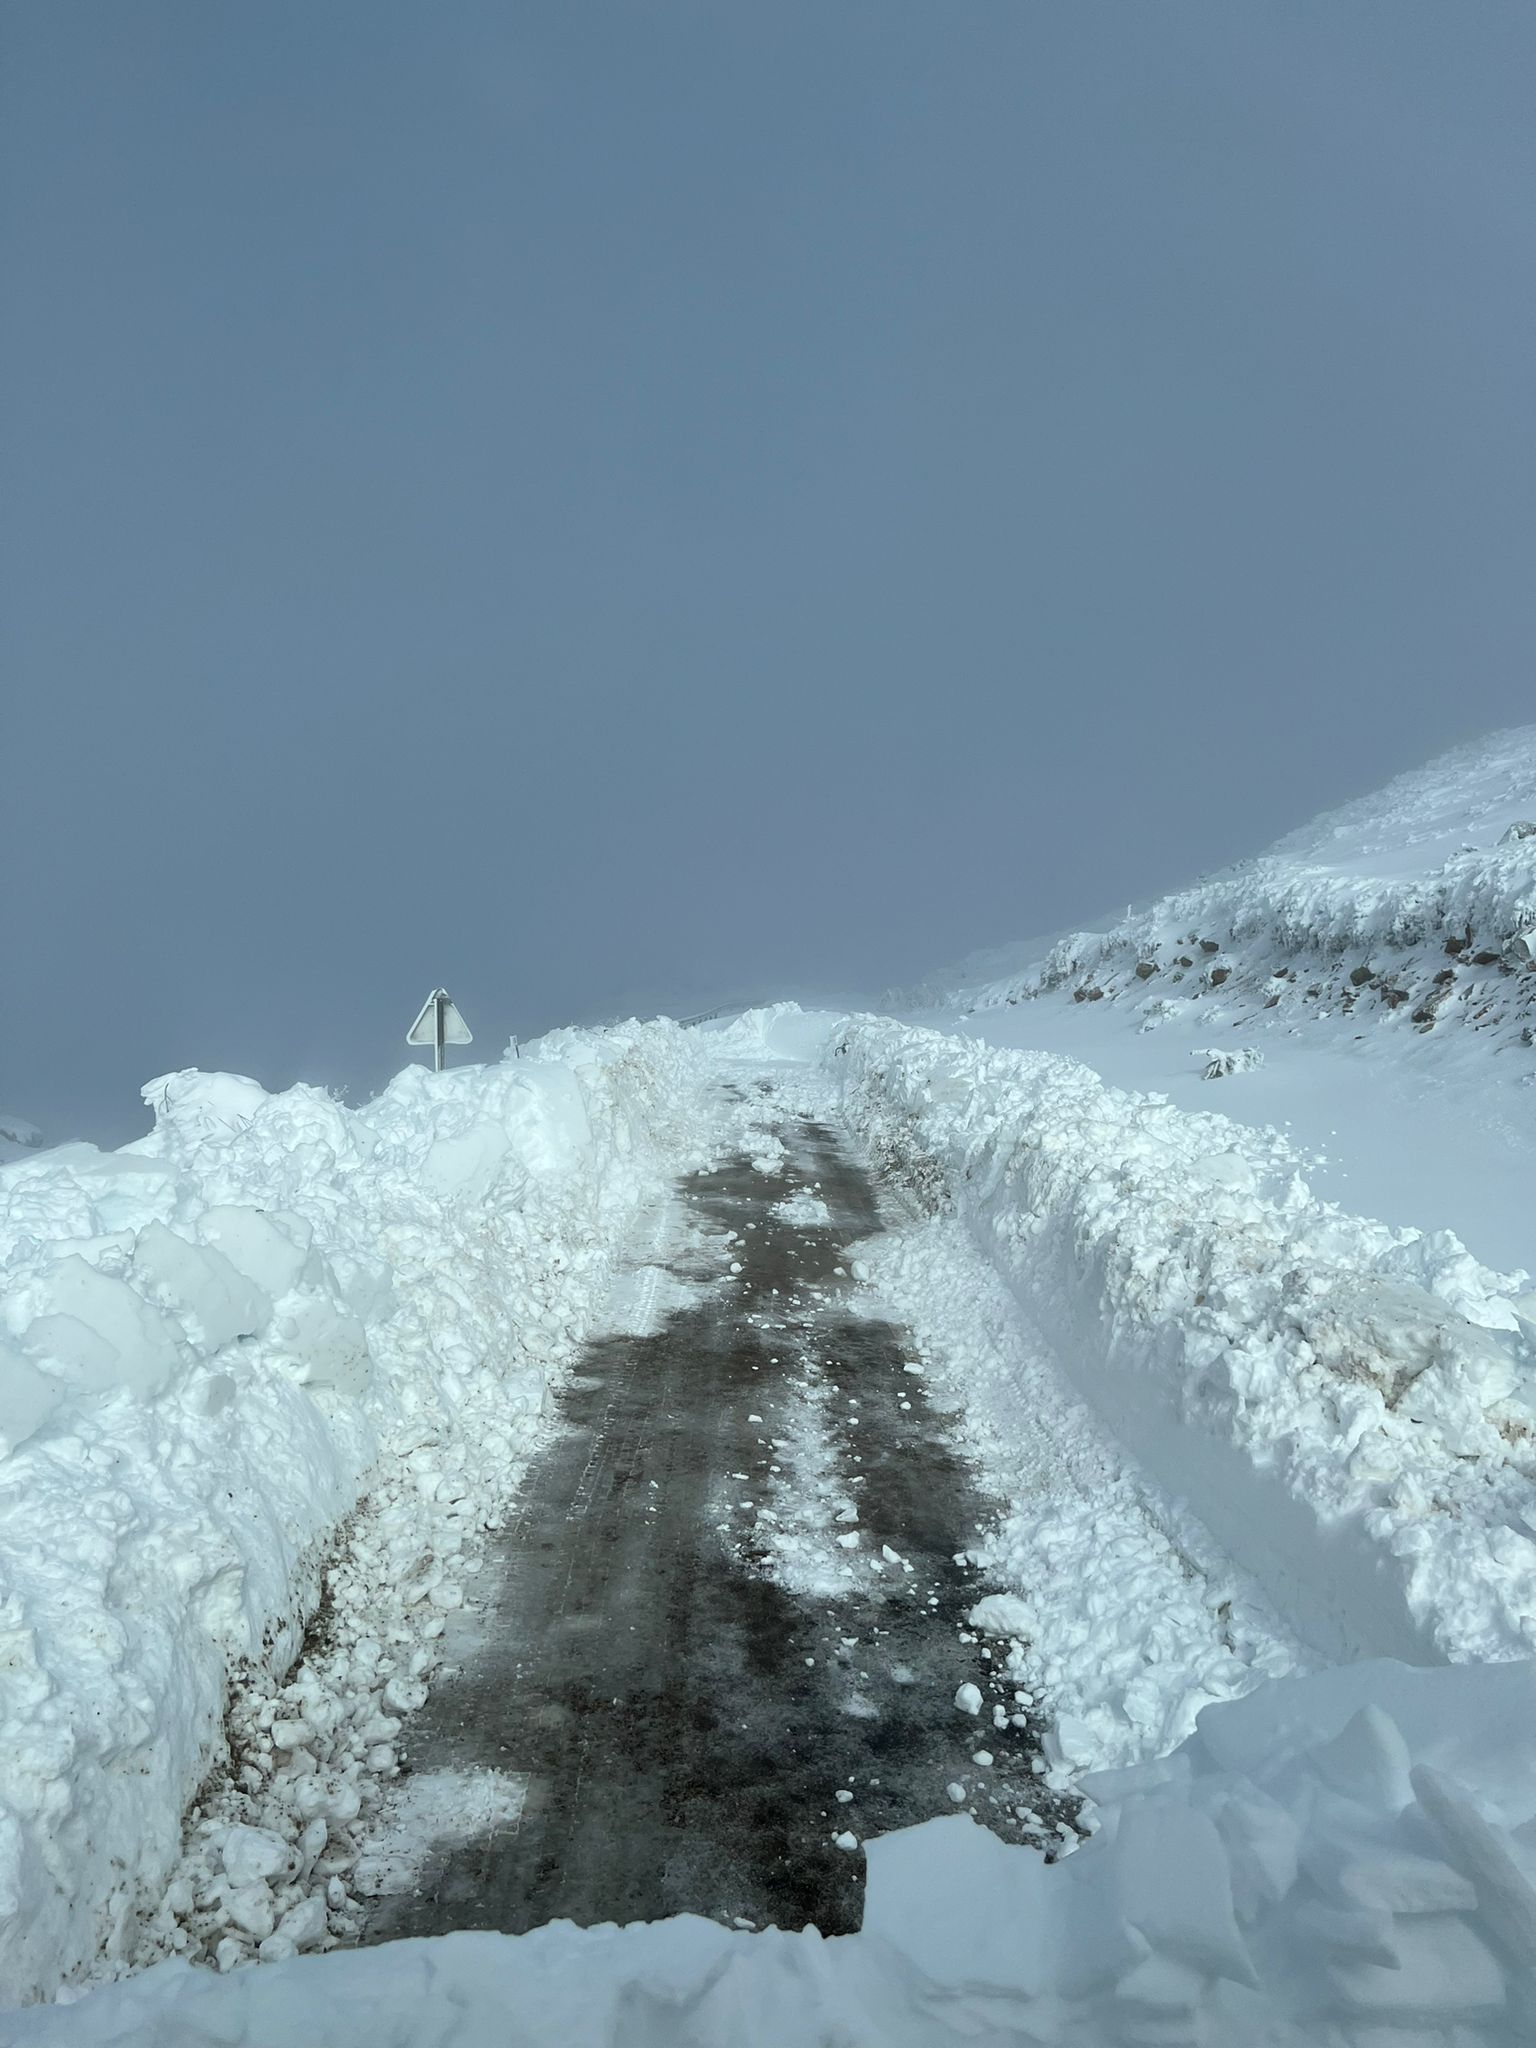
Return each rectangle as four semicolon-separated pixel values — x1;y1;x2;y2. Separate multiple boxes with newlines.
363;1102;1074;1943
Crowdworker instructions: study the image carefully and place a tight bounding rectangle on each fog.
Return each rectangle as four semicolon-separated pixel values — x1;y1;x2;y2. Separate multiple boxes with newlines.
5;3;1533;1142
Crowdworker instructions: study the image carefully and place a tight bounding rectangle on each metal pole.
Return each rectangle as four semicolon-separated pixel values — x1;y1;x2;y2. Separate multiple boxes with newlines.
434;991;445;1073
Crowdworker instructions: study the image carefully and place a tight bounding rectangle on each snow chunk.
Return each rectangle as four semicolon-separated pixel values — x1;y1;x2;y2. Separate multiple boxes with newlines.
131;1221;270;1350
24;1256;183;1397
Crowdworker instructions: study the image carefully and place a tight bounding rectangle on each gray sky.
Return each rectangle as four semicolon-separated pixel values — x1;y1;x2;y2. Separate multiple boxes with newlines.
4;3;1534;1144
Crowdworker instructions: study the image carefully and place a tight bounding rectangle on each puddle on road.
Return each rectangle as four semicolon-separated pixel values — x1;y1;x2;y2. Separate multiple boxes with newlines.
362;1112;1077;1945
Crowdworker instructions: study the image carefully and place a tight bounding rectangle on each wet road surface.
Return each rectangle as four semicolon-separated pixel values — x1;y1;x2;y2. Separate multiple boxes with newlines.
363;1103;1075;1943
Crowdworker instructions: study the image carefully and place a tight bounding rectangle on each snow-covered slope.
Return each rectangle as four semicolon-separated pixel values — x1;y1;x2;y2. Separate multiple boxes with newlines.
0;1113;44;1168
941;726;1536;1032
901;728;1536;1279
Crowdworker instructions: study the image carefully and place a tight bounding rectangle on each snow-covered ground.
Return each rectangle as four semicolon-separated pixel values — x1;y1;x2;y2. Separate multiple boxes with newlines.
6;728;1536;2041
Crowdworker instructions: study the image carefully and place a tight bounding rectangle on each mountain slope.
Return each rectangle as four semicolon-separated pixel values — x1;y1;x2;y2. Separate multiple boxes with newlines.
902;727;1536;1276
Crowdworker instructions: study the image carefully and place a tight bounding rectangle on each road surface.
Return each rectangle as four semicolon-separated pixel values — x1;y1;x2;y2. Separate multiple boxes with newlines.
363;1098;1074;1942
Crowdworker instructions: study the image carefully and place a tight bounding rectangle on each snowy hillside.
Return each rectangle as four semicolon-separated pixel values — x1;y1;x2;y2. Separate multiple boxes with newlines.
0;1113;43;1167
933;725;1536;1056
902;727;1536;1281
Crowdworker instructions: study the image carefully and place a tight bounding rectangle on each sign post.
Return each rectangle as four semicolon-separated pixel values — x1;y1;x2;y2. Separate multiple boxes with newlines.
406;988;473;1073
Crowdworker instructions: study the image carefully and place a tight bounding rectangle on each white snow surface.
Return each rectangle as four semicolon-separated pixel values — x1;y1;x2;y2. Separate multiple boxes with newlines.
19;1658;1536;2045
0;1023;725;2001
807;1008;1536;1673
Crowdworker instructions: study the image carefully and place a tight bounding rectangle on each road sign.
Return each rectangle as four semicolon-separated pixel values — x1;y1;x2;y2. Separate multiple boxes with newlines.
407;988;473;1072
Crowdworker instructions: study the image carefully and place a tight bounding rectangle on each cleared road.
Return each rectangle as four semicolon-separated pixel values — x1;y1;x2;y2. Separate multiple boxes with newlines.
364;1103;1074;1942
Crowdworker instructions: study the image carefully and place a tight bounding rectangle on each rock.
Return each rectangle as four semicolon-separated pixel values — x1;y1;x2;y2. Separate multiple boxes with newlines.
1499;820;1536;843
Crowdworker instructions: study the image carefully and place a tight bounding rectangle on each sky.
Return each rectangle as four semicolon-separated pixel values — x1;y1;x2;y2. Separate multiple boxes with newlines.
3;2;1534;1143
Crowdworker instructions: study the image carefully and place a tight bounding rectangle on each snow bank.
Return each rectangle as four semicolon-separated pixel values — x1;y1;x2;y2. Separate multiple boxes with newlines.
846;1209;1305;1774
19;1657;1536;2045
0;1023;716;2003
815;1013;1536;1686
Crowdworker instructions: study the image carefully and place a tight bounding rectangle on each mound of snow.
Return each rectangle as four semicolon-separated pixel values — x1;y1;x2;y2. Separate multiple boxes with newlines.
15;1658;1536;2046
817;1012;1536;1676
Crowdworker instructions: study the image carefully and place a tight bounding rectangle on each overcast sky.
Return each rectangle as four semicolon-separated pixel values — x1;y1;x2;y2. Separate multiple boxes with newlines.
4;3;1534;1142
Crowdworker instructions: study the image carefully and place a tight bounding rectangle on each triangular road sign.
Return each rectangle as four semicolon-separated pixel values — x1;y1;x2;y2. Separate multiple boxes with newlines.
406;988;473;1048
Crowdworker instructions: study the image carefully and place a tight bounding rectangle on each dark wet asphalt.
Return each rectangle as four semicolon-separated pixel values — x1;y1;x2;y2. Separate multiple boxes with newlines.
363;1101;1075;1943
